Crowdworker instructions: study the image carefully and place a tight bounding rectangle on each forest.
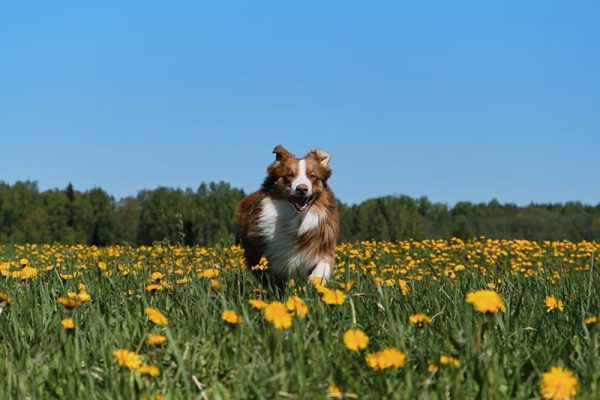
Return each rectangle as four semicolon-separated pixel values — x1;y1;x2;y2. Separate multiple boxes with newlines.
1;181;599;245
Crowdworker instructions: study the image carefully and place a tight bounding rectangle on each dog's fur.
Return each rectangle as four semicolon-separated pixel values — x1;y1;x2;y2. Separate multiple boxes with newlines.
236;145;339;282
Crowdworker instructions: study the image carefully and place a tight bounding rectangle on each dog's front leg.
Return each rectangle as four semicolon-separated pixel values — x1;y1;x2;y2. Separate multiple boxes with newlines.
309;261;331;282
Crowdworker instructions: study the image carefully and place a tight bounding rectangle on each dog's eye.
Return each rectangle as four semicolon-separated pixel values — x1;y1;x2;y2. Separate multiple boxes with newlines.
310;173;317;179
286;173;294;179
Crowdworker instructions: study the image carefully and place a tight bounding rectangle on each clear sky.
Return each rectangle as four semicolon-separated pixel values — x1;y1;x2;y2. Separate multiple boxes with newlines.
1;1;599;205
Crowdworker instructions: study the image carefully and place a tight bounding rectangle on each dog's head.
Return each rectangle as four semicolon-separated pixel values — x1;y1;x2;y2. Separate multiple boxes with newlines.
263;145;332;213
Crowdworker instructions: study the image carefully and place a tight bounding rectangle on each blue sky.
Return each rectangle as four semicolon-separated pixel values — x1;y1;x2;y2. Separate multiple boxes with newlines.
1;1;599;205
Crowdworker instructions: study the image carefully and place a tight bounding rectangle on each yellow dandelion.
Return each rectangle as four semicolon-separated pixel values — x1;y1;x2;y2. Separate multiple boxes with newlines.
210;279;226;291
398;279;410;295
147;334;167;346
327;383;342;398
343;329;369;352
540;366;578;400
321;288;346;305
264;301;293;329
251;257;269;271
138;364;160;377
113;348;142;370
545;296;564;312
439;355;460;367
465;290;506;314
144;307;168;325
222;310;243;324
286;296;308;318
0;292;12;304
365;348;406;370
409;313;432;326
61;318;75;330
248;299;269;309
428;362;439;373
584;316;600;325
57;297;82;309
198;268;219;279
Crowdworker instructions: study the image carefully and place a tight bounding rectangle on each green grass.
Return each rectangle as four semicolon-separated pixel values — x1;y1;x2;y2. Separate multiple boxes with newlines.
0;240;598;399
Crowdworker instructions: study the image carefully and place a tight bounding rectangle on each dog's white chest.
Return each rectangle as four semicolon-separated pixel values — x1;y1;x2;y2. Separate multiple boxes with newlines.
257;198;322;278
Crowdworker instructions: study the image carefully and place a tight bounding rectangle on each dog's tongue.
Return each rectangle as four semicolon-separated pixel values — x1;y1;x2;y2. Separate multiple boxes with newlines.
289;195;309;212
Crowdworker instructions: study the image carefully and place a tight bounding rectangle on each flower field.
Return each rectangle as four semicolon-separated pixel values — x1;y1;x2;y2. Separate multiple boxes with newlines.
1;238;599;399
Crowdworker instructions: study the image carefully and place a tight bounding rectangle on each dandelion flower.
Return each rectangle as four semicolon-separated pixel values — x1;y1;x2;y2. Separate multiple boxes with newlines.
365;348;406;370
138;364;160;377
545;296;564;312
321;288;346;305
0;292;12;304
61;318;75;330
249;299;269;310
222;310;243;324
585;316;600;325
343;329;369;351
145;307;168;325
327;384;342;398
57;297;82;309
264;301;292;329
286;296;308;318
409;313;432;326
113;349;142;370
439;355;460;367
540;366;578;400
465;290;506;314
147;334;167;346
398;279;410;295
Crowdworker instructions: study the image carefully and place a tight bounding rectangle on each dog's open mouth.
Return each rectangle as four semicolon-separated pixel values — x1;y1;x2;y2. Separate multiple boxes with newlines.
288;194;313;213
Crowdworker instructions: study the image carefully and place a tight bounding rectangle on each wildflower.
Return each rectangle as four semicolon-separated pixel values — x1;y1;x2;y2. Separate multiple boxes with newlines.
264;301;293;329
339;281;354;290
210;279;226;291
343;329;369;351
0;292;12;304
249;299;269;309
321;288;346;305
145;307;168;325
222;310;243;324
150;272;164;282
540;366;578;400
19;258;29;266
286;296;308;317
465;290;506;314
98;261;107;270
61;318;75;330
585;316;600;325
409;313;432;326
428;362;439;373
251;257;269;271
113;349;142;370
398;279;410;295
439;355;460;367
138;364;160;377
365;348;406;370
545;296;564;312
146;283;165;292
57;297;82;309
147;334;167;346
327;383;342;398
198;268;219;279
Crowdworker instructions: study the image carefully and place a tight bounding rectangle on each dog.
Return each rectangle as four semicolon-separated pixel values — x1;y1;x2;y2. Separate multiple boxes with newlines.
236;145;339;283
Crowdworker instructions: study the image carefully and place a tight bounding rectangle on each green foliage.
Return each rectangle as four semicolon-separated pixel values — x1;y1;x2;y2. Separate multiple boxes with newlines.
1;180;599;245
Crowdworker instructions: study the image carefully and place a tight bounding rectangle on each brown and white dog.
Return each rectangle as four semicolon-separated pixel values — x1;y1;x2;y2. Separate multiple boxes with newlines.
236;145;339;283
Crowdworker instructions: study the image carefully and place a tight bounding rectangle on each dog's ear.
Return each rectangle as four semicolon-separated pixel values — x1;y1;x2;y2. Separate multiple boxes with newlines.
313;149;331;168
273;145;293;162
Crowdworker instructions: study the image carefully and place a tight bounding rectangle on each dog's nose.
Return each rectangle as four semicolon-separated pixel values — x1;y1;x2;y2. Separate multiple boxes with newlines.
295;184;309;196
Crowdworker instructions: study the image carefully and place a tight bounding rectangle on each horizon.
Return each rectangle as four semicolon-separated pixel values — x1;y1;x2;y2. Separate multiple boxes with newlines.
2;1;599;206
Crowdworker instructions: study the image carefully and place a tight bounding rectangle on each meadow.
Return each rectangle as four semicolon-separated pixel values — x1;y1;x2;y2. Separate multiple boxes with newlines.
0;238;598;399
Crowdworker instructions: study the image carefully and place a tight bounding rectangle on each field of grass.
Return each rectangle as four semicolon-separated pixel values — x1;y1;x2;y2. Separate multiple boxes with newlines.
1;238;599;399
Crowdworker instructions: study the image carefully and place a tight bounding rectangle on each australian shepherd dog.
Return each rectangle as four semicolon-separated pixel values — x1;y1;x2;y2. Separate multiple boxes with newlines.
236;145;339;284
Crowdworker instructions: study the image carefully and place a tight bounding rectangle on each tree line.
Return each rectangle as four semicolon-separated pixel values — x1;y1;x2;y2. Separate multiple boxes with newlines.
1;181;599;246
